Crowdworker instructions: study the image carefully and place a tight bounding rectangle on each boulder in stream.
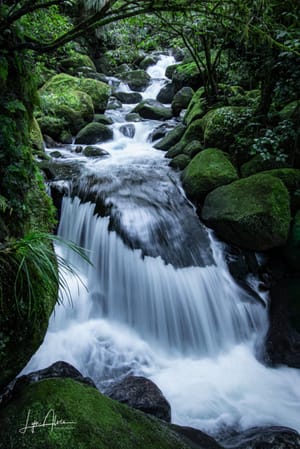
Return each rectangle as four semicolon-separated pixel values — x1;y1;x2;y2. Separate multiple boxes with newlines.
132;99;173;120
202;173;291;251
119;124;135;138
221;426;300;449
114;91;143;104
120;69;151;91
182;148;238;201
75;122;113;145
156;82;175;104
171;86;194;116
106;375;171;422
83;146;110;157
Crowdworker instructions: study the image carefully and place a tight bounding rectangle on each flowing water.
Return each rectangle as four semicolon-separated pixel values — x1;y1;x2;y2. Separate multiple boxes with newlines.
24;55;300;438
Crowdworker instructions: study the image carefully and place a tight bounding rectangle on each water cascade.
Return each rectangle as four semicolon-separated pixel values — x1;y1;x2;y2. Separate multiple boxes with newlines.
25;55;300;437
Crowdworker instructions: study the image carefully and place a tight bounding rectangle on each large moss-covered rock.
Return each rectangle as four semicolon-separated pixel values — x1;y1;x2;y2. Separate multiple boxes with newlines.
182;148;238;201
201;106;249;149
59;53;96;74
120;70;151;91
154;124;186;150
183;87;206;126
202;174;291;250
0;378;191;449
75;122;113;145
40;73;110;112
132;100;173;120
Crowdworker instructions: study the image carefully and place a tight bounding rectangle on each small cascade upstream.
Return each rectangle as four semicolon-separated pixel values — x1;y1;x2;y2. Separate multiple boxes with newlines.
25;55;300;437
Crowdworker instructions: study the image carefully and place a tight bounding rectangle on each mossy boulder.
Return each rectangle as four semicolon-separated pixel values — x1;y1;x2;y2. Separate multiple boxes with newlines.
201;106;250;149
114;91;143;104
75;123;113;145
183;87;206;126
40;73;110;113
258;168;300;210
139;55;158;70
154;124;186;151
169;154;191;170
182;148;238;201
285;211;300;272
202;174;291;250
183;140;203;158
30;117;45;158
240;155;289;178
166;119;204;157
37;116;66;141
120;70;151;92
82;146;110;158
132;100;173;120
156;82;175;104
169;62;203;92
93;114;113;125
171;86;194;116
59;53;96;74
0;378;191;449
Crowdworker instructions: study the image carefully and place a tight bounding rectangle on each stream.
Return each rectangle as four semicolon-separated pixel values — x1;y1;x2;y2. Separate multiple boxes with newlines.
24;55;300;438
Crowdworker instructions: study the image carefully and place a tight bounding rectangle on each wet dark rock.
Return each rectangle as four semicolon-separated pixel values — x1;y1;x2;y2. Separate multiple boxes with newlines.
93;114;113;125
120;69;151;92
154;123;186;150
50;150;63;158
44;135;63;148
265;278;300;368
171;424;224;449
169;154;190;170
171;48;186;62
119;124;135;138
125;112;141;122
117;63;131;73
114;91;143;104
221;426;300;449
107;96;123;110
75;122;113;145
139;55;159;70
73;145;83;153
171;86;194;116
83;146;110;157
148;124;171;142
106;375;171;422
0;361;96;408
132;99;173;120
156;82;175;104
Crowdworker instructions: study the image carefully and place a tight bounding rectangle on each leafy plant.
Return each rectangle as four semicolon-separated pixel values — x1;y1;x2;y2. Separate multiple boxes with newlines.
0;232;91;321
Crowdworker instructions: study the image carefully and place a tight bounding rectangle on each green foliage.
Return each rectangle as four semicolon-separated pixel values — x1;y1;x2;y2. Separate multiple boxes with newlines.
251;120;297;162
0;232;90;321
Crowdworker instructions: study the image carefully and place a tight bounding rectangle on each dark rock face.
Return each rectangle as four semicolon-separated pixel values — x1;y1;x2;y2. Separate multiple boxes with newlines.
172;424;224;449
221;426;300;449
106;375;171;422
148;124;171;142
119;124;135;138
154;123;186;150
75;122;113;145
83;146;110;157
156;82;175;104
171;86;194;116
265;279;300;368
132;99;173;120
0;361;96;407
114;91;143;104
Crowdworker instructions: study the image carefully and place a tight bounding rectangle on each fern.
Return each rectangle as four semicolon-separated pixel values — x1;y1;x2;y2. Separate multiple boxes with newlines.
0;232;91;320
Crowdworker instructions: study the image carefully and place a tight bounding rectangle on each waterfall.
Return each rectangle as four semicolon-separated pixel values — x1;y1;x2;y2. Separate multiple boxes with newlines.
24;54;300;437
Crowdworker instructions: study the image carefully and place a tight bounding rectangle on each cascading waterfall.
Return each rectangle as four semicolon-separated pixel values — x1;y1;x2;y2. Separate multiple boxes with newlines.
24;54;300;437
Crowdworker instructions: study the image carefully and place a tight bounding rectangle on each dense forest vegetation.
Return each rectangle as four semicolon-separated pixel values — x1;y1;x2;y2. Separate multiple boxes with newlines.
0;1;299;448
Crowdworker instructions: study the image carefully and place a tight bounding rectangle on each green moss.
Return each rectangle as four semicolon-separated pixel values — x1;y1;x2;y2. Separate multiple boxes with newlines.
202;174;291;250
75;122;113;145
0;379;191;449
183;87;206;126
37;115;66;141
30;117;45;157
154;124;186;151
278;100;300;121
201;106;251;149
60;53;96;73
169;154;191;170
182;148;238;201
